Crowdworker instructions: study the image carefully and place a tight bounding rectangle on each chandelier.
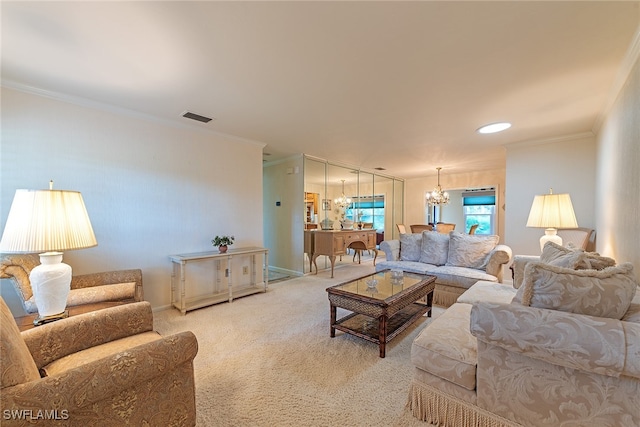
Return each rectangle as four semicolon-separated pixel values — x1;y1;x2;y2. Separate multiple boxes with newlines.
334;179;352;209
425;167;450;206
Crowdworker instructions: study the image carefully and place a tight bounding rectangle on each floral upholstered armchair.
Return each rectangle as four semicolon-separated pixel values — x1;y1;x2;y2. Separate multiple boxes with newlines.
0;297;198;426
0;254;143;315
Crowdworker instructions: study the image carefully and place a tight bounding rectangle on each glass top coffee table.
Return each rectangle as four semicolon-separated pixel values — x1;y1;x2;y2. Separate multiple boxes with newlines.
326;269;436;358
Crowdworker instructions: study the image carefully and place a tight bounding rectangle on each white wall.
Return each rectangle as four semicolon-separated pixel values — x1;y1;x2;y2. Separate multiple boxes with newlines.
505;134;597;256
595;53;640;272
405;169;507;242
1;87;264;313
262;156;304;275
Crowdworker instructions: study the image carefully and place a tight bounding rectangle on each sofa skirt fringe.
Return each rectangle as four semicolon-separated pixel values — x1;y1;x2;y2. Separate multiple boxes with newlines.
433;286;463;308
407;381;521;427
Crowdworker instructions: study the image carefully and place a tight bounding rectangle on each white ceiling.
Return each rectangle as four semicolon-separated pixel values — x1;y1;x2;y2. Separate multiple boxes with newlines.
2;1;639;179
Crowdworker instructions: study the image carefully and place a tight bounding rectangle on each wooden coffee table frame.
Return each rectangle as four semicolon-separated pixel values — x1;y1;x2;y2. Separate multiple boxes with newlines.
327;272;436;358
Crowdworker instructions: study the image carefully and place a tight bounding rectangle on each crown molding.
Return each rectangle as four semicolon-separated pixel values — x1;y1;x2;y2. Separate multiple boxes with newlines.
592;23;640;134
505;131;595;149
262;154;303;168
0;80;266;149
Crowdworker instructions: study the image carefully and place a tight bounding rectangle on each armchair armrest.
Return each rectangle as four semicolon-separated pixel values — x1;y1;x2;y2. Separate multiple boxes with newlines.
1;331;198;414
23;302;154;369
470;301;639;379
511;255;540;289
0;254;144;315
72;268;144;301
484;244;512;282
379;240;400;261
0;254;40;303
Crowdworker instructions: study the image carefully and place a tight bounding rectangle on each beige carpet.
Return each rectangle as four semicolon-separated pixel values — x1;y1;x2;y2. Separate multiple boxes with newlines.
154;262;440;427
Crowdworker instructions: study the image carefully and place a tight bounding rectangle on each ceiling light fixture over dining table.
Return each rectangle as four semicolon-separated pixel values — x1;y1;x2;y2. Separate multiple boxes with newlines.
426;167;450;206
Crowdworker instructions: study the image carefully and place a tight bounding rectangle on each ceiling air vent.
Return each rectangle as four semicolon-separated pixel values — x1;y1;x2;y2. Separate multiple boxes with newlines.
181;111;214;123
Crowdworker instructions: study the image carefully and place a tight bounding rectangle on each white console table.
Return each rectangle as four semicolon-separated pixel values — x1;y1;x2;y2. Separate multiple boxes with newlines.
169;247;269;315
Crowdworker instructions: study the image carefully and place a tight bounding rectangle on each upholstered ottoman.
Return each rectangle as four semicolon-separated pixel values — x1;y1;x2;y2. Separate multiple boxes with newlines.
408;281;519;426
411;303;479;404
411;281;518;405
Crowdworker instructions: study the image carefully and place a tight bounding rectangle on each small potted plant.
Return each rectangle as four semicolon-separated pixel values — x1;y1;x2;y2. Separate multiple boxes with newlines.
212;235;235;253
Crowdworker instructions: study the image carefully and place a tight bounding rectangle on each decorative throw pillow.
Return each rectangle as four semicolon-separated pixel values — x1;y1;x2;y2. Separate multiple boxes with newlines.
419;231;449;266
445;232;499;269
540;242;615;270
540;241;575;264
515;261;638;319
581;253;617;270
544;248;587;269
400;233;422;262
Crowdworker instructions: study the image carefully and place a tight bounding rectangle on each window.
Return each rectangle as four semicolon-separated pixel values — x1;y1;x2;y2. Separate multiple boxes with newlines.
346;195;385;230
462;189;496;235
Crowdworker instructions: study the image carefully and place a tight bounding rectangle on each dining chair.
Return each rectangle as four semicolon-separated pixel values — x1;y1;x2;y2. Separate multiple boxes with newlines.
468;224;479;234
396;224;407;234
410;224;433;233
435;223;456;234
557;227;595;251
354;222;375;259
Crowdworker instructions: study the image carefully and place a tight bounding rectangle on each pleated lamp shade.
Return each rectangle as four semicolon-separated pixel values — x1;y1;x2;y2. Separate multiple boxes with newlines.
526;190;578;251
0;189;97;253
0;187;97;318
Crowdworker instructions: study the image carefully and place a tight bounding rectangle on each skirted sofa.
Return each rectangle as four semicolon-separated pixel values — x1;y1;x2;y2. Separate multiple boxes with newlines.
407;242;640;426
376;231;512;306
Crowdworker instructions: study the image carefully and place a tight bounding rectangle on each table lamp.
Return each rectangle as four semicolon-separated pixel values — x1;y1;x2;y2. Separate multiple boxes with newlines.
526;189;578;252
0;181;97;324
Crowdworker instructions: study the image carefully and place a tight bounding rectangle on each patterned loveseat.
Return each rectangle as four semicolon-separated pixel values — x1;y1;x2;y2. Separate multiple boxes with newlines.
376;231;512;307
407;242;640;426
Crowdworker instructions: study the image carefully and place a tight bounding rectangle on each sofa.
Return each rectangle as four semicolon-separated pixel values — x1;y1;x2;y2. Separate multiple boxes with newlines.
376;231;512;306
0;297;198;426
407;242;640;426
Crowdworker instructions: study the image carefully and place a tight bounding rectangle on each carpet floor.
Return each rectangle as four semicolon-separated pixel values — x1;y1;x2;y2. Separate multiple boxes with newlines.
154;262;440;426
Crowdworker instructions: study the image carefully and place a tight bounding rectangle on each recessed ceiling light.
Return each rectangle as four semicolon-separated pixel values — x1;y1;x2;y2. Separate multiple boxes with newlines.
477;122;511;134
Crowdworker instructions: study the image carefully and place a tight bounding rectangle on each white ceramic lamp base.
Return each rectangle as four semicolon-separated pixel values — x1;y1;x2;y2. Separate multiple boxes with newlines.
539;228;563;252
29;252;72;317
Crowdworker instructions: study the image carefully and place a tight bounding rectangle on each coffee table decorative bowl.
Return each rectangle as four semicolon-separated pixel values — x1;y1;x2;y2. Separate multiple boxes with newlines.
326;269;436;357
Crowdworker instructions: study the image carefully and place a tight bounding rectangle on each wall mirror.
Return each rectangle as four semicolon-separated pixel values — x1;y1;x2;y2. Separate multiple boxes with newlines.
303;155;404;274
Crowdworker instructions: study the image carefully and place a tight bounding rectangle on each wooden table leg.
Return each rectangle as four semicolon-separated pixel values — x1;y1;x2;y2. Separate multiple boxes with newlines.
308;251;314;273
330;303;336;337
378;315;387;358
329;255;336;278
